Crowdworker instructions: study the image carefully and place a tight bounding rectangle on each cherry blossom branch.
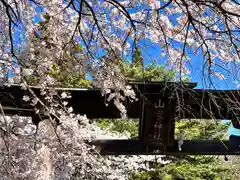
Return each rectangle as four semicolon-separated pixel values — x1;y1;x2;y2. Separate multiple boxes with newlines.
0;0;19;55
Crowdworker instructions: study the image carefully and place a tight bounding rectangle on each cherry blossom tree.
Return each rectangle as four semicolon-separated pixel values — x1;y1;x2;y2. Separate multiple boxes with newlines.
0;0;240;83
0;0;240;179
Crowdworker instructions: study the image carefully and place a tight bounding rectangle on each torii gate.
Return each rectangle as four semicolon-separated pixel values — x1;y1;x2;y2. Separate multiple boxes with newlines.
0;81;240;155
92;81;240;155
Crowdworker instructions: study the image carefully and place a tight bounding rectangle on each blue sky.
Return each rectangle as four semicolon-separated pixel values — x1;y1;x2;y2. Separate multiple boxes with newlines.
228;124;240;136
135;1;240;90
140;41;240;90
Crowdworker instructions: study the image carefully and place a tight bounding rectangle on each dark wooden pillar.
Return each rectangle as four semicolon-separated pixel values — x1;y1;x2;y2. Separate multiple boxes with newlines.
132;81;197;152
140;93;176;151
162;97;176;146
135;83;175;152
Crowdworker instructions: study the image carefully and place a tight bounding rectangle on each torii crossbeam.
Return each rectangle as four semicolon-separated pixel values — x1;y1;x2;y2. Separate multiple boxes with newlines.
0;81;240;155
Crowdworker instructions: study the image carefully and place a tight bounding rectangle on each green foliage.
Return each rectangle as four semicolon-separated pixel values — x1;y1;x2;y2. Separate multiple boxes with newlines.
130;159;233;180
96;119;139;138
156;160;232;180
24;14;92;88
175;120;230;140
120;59;175;82
98;119;234;180
25;63;92;88
47;63;92;88
130;170;162;180
159;120;233;180
119;47;175;82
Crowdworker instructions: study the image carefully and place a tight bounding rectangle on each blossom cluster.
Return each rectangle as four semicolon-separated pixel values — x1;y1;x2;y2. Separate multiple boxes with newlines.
1;0;239;86
0;113;169;180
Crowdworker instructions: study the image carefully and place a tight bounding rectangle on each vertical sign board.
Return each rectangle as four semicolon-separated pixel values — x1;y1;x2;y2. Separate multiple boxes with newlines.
139;93;176;152
134;81;197;152
162;97;176;146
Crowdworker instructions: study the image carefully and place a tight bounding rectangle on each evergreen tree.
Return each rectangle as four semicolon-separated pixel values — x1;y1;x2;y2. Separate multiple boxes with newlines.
23;13;91;88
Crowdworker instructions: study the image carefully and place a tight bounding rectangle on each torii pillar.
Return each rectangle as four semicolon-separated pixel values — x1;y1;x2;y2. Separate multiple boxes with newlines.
131;81;197;152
